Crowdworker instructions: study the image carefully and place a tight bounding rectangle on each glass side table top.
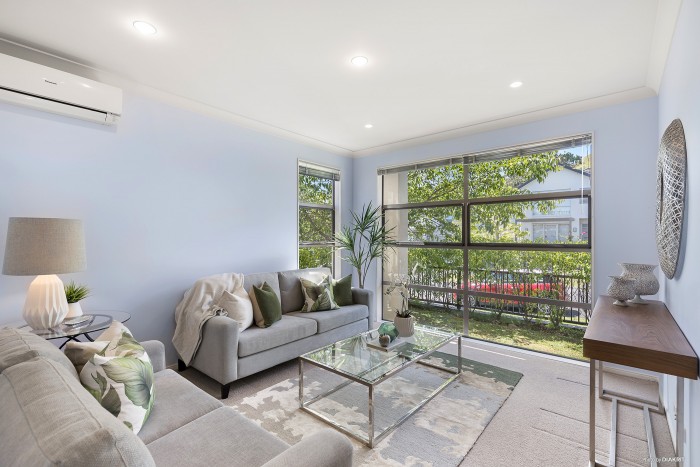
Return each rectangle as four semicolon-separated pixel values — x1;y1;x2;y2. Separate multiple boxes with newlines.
20;311;131;340
300;325;456;385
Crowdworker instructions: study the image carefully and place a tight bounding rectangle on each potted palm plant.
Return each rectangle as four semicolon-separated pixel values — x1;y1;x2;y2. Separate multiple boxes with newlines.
64;281;90;318
335;202;394;289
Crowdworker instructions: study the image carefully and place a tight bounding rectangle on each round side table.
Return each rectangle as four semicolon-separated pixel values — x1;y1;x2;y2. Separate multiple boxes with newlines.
20;311;131;349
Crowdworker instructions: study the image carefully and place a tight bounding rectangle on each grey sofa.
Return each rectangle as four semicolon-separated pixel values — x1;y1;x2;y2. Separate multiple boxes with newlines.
182;267;375;398
0;327;353;467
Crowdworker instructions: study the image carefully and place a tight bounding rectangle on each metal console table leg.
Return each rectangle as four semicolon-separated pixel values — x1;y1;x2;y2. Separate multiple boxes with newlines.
590;359;665;467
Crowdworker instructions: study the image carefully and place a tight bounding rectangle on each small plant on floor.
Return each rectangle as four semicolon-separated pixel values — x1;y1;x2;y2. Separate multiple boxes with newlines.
65;281;90;303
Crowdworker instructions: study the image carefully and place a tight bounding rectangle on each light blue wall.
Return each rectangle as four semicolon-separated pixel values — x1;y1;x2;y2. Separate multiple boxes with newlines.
353;97;660;309
0;92;354;364
658;0;700;462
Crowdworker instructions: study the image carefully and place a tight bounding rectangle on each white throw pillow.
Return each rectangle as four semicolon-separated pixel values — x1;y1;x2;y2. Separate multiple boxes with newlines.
77;326;155;434
215;286;254;331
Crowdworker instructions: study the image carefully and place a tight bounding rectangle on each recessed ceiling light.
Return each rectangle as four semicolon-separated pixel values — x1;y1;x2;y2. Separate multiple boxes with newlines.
133;21;157;35
364;123;373;129
510;81;523;88
351;56;368;66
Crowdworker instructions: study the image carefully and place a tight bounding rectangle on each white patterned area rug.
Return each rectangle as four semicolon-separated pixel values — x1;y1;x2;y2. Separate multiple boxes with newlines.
231;353;522;467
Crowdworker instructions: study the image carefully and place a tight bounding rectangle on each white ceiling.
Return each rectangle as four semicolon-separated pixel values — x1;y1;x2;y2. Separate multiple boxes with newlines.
0;0;679;155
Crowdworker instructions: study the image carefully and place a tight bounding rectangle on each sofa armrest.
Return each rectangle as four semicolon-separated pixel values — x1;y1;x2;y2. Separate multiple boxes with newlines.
189;316;240;385
261;429;352;467
141;340;166;373
352;288;376;328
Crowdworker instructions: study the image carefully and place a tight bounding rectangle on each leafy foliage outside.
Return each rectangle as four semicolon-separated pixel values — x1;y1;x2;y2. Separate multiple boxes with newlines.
386;150;592;357
298;174;335;271
401;153;590;286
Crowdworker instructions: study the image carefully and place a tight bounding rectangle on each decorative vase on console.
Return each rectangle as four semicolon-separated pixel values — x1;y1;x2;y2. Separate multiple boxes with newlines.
606;276;635;306
619;263;659;305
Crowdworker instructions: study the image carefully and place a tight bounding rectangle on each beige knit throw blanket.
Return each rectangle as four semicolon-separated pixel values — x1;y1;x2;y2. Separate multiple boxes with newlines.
172;272;243;365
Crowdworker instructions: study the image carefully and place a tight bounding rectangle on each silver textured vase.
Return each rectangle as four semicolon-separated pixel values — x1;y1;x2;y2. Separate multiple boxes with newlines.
606;276;635;306
619;263;659;305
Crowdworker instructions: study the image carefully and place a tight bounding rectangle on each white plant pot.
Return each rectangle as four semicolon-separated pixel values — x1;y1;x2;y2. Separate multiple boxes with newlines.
394;316;414;337
65;302;84;319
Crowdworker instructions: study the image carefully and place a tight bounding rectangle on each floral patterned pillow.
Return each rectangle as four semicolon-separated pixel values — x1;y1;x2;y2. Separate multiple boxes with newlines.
79;329;155;434
300;275;339;312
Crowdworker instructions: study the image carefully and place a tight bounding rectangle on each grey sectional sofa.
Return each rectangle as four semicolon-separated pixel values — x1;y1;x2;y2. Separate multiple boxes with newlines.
182;267;375;398
0;327;353;467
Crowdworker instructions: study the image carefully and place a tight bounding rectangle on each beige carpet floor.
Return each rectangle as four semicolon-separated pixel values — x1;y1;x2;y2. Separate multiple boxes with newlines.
178;338;676;467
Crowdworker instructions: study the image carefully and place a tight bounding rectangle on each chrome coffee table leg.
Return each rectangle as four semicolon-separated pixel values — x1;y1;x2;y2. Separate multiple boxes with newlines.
299;359;304;408
368;385;375;448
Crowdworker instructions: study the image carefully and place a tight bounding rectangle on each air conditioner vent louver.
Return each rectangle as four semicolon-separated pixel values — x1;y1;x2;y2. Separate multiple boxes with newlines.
0;53;122;125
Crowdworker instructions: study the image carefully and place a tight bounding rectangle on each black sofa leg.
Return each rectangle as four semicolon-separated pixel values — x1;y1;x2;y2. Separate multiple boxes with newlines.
221;383;231;399
177;359;186;372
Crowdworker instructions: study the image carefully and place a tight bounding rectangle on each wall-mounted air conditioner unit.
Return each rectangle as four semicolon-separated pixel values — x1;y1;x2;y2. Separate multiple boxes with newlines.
0;53;122;125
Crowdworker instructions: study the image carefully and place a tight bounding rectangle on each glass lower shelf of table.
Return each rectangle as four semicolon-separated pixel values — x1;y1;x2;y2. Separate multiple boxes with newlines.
298;325;462;447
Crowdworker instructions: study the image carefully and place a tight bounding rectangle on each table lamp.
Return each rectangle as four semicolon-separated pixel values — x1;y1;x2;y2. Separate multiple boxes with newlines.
2;217;87;330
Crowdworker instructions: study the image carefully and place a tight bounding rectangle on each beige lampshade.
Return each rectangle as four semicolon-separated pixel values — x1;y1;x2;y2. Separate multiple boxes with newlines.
2;217;87;276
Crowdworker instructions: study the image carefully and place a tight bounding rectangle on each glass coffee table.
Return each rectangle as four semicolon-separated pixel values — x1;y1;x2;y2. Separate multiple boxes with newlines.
299;325;461;447
17;311;131;349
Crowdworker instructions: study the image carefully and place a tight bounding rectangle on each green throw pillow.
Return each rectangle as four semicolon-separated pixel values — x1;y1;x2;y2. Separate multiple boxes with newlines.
79;327;155;434
252;282;282;327
332;275;353;306
300;276;339;312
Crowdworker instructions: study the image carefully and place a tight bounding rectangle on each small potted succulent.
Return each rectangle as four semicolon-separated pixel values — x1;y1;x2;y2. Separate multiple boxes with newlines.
64;281;90;318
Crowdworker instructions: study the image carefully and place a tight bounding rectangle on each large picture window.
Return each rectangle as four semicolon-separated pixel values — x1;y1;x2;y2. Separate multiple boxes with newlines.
379;135;592;359
298;161;340;272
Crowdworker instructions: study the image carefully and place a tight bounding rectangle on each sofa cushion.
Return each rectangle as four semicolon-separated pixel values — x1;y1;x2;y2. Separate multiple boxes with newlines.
243;271;281;302
147;407;288;466
238;315;317;357
79;326;155;435
332;275;353;306
300;276;339;312
288;304;368;333
0;327;78;379
0;357;154;467
64;321;142;375
137;369;222;444
214;287;254;331
277;267;330;313
251;282;283;328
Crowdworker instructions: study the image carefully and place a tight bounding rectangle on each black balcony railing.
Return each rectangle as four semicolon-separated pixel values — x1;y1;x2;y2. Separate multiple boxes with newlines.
406;267;591;326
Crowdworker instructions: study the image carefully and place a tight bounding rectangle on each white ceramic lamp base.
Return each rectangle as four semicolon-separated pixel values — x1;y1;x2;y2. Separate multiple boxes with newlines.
22;274;69;330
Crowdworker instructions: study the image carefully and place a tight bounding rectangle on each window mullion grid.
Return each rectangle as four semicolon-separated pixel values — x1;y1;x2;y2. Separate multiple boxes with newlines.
299;202;334;210
297;167;337;272
463;163;470;336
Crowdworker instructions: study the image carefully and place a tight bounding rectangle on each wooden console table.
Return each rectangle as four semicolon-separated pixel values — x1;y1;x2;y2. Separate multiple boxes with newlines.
583;296;698;467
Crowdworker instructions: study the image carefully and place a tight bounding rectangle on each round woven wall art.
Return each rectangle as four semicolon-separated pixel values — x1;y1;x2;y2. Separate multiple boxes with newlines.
656;118;687;279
